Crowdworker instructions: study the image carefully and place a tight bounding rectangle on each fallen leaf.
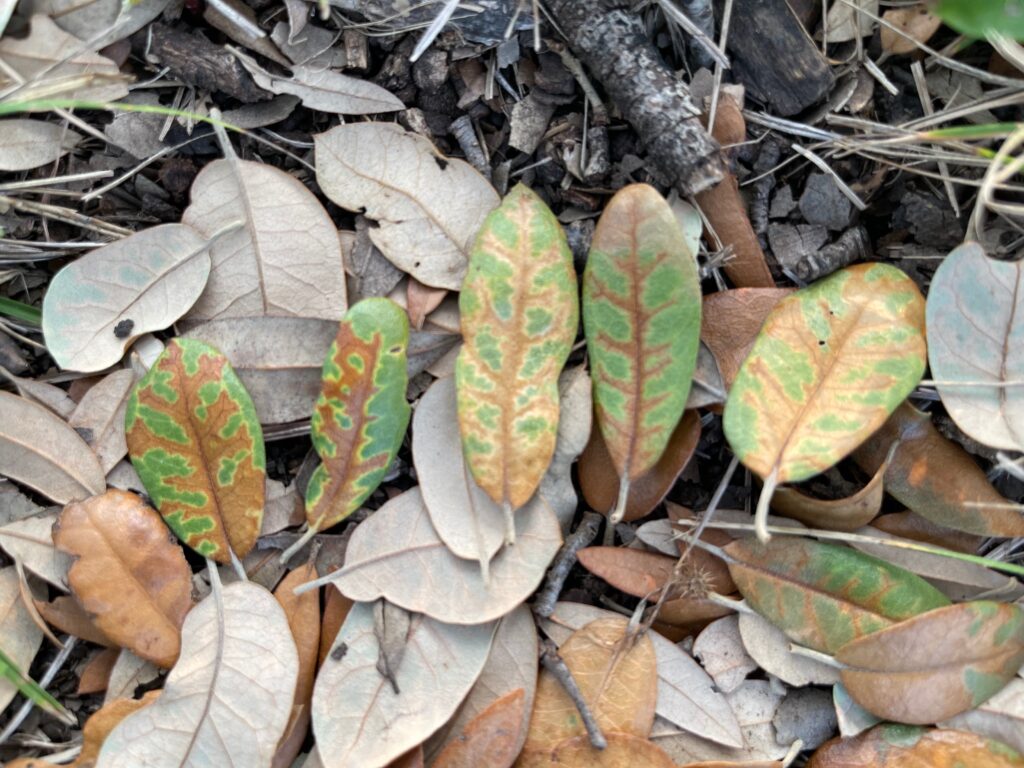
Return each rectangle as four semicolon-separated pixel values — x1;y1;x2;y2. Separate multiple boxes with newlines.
824;0;878;41
78;647;119;695
433;689;526;768
577;545;734;601
97;580;298;768
77;693;159;766
0;510;74;588
926;242;1024;451
242;57;404;114
126;338;266;562
837;601;1024;724
0;566;43;712
315;486;561;624
833;681;881;738
412;375;505;572
184;317;336;425
808;724;1024;767
312;600;494;768
881;5;942;53
0;119;80;171
103;649;159;704
272;563;321;768
20;0;169;48
68;369;137;473
723;263;926;536
54;490;193;668
853;402;1024;537
579;410;701;523
737;611;841;687
0;369;77;419
456;184;579;537
35;595;112;646
539;365;593;531
870;510;981;553
303;299;410;540
520;732;676;767
770;458;886;532
182;156;346;322
315;122;500;290
725;537;950;653
0;390;106;504
406;278;447;330
943;677;1024;754
583;184;701;522
692;615;758;694
701;288;792;390
42;224;214;373
541;603;742;747
318;587;353;667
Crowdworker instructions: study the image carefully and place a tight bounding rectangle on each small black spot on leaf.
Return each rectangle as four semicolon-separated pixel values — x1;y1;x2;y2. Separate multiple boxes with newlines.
433;156;448;171
331;642;348;662
114;319;135;339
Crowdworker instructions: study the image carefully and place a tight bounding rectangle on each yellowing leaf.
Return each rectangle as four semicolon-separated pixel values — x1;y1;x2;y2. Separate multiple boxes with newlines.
456;184;579;538
583;183;701;522
723;263;926;540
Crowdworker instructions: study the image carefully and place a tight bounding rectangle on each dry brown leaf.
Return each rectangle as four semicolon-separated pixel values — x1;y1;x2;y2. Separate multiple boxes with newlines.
881;5;942;54
0;566;43;712
943;677;1024;754
770;458;886;532
808;724;1024;767
870;511;981;553
577;545;735;601
183;157;346;322
406;279;447;330
0;119;80;172
103;650;159;704
522;617;657;756
36;595;112;646
318;587;353;667
78;647;120;695
315;122;500;290
272;562;321;768
385;747;425;768
77;692;159;767
434;689;526;768
518;732;676;767
701;289;793;389
54;490;193;668
68;369;136;474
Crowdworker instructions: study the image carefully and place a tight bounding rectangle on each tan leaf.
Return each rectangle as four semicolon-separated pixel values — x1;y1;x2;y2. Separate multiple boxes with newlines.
53;490;193;668
737;611;840;687
881;5;942;54
0;119;80;172
0;566;43;712
434;689;526;768
68;369;137;473
701;289;794;390
77;647;120;695
770;456;886;532
518;732;676;767
0;510;73;588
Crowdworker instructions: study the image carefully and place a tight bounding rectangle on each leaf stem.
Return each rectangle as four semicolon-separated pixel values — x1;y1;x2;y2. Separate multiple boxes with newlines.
754;467;779;543
609;476;630;526
788;643;844;668
539;638;607;750
279;524;318;565
502;500;516;546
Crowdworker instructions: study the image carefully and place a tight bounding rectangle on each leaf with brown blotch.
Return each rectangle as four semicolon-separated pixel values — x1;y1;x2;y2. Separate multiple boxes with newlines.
68;369;137;474
701;289;793;390
35;595;113;646
521;617;657;757
808;724;1024;767
853;402;1024;537
53;490;193;668
433;689;526;768
0;391;105;504
518;733;676;767
272;562;321;768
0;566;43;713
77;692;160;767
583;184;701;523
579;410;701;523
456;184;579;537
770;457;887;532
836;601;1024;724
577;545;734;601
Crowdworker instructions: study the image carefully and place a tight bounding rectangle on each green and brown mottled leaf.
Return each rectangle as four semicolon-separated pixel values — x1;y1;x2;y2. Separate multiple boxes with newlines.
809;724;1024;767
455;184;578;534
304;298;410;536
723;263;926;536
724;537;949;654
125;338;265;562
583;184;701;521
837;601;1024;724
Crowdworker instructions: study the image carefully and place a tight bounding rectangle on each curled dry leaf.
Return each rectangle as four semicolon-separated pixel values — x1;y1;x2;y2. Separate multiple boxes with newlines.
0;119;80;172
836;601;1024;724
42;224;213;373
522;617;657;756
413;375;505;572
583;184;701;522
242;57;405;114
182;157;346;323
723;263;926;537
456;184;579;537
35;595;112;646
0;511;73;588
54;490;193;668
541;603;743;748
701;288;793;390
808;724;1024;767
725;537;950;654
184;317;337;425
312;601;494;768
68;369;137;474
519;732;676;768
926;242;1024;452
303;299;410;539
315;123;500;290
98;582;298;768
770;457;887;532
579;410;701;523
126;339;266;562
853;402;1024;537
0;390;106;504
0;566;43;712
312;487;561;625
432;688;526;768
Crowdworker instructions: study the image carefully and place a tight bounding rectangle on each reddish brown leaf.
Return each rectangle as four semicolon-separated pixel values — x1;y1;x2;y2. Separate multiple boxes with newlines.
77;647;120;695
35;595;112;646
808;724;1024;767
701;289;795;390
577;546;734;601
870;511;982;554
385;746;425;768
657;597;735;631
433;688;526;768
771;459;886;532
853;402;1024;537
579;410;701;523
53;490;194;668
406;278;446;330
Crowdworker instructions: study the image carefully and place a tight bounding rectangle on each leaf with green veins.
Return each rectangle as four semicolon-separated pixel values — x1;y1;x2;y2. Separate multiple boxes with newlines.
724;537;950;654
295;298;410;555
125;338;266;563
723;262;927;541
837;601;1024;725
455;184;579;541
582;183;701;523
0;645;75;725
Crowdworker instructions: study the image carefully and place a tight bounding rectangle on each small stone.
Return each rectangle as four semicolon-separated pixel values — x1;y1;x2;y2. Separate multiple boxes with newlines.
799;173;853;230
774;687;838;750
